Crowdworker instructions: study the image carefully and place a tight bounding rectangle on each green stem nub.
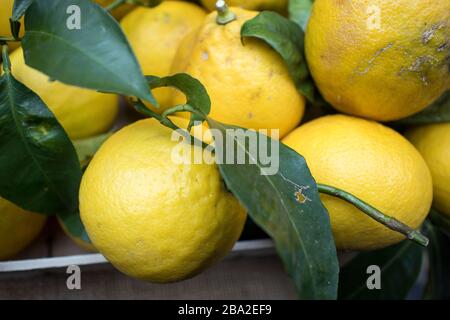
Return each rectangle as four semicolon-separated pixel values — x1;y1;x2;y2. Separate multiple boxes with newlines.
216;0;236;25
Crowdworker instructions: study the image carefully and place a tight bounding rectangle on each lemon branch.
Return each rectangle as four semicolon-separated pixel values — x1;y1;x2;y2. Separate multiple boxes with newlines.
133;99;180;130
132;100;209;149
161;104;191;119
317;184;429;247
105;0;127;11
105;0;162;11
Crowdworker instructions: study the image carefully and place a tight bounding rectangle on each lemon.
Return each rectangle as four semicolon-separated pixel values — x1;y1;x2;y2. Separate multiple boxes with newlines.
0;0;24;51
305;0;450;121
9;47;119;139
79;117;246;282
60;116;210;254
201;0;287;13
121;1;206;109
0;197;47;260
406;123;450;218
170;7;305;138
282;115;433;250
95;0;135;19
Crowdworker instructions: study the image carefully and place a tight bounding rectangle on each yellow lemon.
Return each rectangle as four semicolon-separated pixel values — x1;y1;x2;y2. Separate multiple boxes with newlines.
0;0;24;51
120;1;206;109
79;117;246;282
282;115;433;250
95;0;135;19
305;0;450;121
406;122;450;218
0;197;47;260
201;0;287;13
171;7;305;138
9;47;119;140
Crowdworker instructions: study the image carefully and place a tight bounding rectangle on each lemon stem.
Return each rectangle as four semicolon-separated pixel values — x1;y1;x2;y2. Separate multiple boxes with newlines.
1;44;11;73
317;183;429;247
132;100;209;149
216;0;236;25
105;0;127;11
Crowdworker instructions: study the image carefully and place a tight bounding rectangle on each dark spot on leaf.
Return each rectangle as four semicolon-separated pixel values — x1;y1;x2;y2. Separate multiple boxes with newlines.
294;186;311;204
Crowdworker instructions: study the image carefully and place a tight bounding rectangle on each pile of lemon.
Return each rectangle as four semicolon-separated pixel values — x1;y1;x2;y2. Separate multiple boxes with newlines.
1;0;449;284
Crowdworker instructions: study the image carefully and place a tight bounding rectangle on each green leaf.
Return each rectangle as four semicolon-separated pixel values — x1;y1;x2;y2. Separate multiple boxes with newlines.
338;241;424;300
73;132;112;169
146;73;211;124
423;222;450;300
393;91;450;125
58;209;91;243
207;119;339;299
0;67;82;215
288;0;313;31
22;0;155;104
241;11;316;103
12;0;34;21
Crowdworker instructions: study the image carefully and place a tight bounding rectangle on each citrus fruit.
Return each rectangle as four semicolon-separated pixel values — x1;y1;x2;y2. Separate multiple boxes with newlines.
79;117;246;282
201;0;287;13
282;114;433;250
305;0;450;121
95;0;135;19
406;122;450;218
9;47;119;139
170;7;305;138
0;197;47;260
120;1;206;109
0;0;24;51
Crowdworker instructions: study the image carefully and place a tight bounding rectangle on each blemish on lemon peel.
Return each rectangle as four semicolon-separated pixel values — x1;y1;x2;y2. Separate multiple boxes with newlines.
355;43;394;76
398;55;441;86
437;42;448;52
422;21;446;44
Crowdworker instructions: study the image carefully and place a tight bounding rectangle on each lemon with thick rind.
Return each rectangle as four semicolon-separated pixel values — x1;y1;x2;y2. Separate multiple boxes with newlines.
79;117;246;282
170;7;305;138
282;114;433;251
305;0;450;121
